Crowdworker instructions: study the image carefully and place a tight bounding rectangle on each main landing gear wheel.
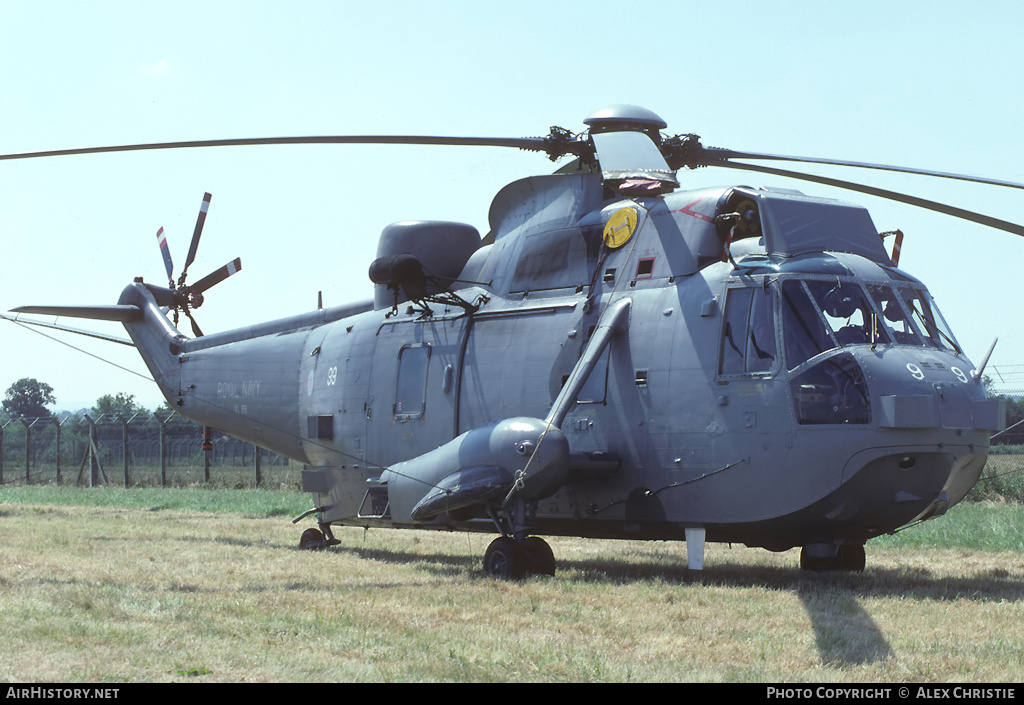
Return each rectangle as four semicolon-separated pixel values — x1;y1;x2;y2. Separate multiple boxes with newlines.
484;537;526;579
837;544;866;571
299;528;327;551
483;536;558;579
523;536;556;576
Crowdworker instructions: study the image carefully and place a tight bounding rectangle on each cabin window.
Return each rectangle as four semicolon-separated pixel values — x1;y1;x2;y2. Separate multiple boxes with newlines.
719;285;778;376
394;344;430;419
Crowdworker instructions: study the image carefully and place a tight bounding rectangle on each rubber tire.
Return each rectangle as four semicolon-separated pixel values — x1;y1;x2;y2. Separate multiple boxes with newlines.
299;528;327;551
837;544;866;572
483;537;526;580
524;536;556;576
800;544;866;572
800;547;830;571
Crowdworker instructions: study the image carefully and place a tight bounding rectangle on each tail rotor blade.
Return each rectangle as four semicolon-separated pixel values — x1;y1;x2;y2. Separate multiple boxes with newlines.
183;308;204;337
156;226;174;286
180;192;212;284
189;257;242;296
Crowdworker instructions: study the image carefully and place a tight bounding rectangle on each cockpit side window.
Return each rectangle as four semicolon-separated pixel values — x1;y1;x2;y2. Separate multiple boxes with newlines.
719;285;777;376
781;280;835;369
720;288;752;376
747;285;777;372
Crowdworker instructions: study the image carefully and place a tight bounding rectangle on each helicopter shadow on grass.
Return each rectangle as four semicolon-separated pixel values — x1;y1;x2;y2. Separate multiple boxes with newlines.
335;543;483;579
524;554;1024;667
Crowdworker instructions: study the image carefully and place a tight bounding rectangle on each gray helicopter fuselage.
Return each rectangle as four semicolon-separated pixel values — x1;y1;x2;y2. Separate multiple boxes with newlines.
119;172;1004;554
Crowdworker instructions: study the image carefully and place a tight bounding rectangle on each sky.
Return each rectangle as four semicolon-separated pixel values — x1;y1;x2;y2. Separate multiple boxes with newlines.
1;0;1023;413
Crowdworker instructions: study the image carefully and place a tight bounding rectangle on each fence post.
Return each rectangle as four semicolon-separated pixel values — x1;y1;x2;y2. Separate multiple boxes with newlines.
21;418;32;485
155;412;167;488
53;416;62;485
119;414;130;488
79;414;108;487
253;444;262;488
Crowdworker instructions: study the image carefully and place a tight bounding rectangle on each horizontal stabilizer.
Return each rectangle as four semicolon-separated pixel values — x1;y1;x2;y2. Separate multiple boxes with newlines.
1;313;134;346
9;304;143;322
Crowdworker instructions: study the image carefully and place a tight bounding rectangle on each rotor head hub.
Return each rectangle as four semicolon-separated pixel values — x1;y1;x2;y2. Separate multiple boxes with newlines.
584;105;668;134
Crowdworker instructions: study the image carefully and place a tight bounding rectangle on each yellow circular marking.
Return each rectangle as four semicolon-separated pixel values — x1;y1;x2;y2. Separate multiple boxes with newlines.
603;207;639;249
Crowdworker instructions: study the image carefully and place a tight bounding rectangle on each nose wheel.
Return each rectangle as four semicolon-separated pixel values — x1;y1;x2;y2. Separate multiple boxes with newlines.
483;536;556;579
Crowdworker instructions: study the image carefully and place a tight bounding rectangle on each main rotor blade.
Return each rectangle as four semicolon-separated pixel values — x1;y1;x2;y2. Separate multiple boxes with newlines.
0;135;554;162
707;148;1024;191
183;192;212;276
718;161;1024;237
188;257;242;295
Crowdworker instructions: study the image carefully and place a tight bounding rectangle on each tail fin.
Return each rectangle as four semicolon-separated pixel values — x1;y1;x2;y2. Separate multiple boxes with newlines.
117;282;185;400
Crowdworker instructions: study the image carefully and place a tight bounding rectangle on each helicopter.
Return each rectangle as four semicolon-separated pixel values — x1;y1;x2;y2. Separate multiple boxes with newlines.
6;104;1013;578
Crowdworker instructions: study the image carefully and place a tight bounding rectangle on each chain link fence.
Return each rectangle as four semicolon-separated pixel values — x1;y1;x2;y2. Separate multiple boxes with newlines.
971;387;1023;502
2;392;1021;498
0;413;300;489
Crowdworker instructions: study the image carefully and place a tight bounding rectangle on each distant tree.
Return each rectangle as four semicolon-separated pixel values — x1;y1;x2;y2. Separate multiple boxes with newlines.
2;378;56;419
90;393;148;420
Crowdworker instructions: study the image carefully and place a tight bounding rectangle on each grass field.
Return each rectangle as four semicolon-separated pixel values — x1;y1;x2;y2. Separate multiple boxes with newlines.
0;486;1022;683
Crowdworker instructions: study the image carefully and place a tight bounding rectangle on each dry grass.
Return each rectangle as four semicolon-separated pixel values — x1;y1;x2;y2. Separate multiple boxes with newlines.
1;501;1022;683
